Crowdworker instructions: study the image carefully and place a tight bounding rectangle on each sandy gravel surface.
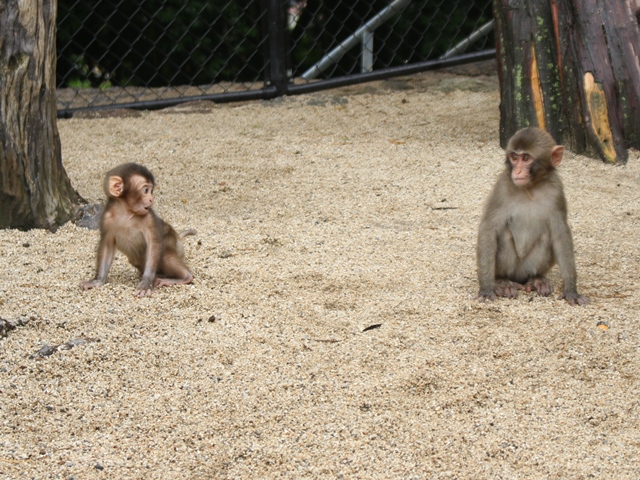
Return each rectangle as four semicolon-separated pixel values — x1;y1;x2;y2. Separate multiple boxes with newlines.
2;70;640;479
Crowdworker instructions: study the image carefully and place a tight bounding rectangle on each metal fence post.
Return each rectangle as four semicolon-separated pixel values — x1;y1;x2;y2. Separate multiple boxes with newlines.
361;28;374;73
264;0;290;96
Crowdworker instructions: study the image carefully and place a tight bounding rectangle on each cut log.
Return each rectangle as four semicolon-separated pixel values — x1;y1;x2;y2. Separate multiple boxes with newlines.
493;0;640;163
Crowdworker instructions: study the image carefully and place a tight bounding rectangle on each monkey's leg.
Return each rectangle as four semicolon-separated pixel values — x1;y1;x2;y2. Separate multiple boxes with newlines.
155;255;193;287
523;276;553;296
495;279;524;298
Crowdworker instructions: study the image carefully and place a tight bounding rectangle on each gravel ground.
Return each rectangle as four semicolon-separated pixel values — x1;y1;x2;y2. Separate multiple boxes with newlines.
2;70;640;479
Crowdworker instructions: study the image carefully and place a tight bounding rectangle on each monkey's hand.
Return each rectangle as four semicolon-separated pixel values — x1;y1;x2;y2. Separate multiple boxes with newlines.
81;279;104;290
135;278;155;297
560;291;590;306
475;289;496;302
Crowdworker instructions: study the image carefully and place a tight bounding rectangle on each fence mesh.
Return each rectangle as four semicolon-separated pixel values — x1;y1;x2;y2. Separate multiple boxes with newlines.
56;0;493;115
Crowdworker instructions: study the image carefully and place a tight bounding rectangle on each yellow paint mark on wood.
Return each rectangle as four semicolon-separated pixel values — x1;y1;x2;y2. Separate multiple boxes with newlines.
530;44;546;130
583;72;617;163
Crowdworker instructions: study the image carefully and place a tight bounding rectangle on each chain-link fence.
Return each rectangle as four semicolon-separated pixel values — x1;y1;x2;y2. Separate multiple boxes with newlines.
57;0;494;117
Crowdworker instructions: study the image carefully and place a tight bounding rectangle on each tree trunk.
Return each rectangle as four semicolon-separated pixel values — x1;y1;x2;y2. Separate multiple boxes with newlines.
493;0;640;163
0;0;82;230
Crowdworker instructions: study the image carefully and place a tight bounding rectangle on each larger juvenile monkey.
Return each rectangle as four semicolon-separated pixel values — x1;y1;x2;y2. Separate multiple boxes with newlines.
476;127;589;305
81;163;195;297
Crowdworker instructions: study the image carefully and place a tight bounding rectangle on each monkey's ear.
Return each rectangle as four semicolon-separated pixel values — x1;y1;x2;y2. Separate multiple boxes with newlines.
108;176;125;197
551;145;564;167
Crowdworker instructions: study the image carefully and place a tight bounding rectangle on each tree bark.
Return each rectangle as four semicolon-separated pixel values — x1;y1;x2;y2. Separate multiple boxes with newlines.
493;0;640;163
0;0;82;230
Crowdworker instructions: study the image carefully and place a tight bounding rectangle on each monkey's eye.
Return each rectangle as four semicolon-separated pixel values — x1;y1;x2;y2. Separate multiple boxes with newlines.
509;152;533;163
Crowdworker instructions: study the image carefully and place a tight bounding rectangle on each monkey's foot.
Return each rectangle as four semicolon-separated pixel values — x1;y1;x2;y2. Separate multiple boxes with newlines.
524;276;553;296
495;279;523;298
155;275;193;288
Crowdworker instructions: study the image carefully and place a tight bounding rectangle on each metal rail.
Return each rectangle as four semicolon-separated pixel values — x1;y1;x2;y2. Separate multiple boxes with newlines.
301;0;412;80
440;20;494;59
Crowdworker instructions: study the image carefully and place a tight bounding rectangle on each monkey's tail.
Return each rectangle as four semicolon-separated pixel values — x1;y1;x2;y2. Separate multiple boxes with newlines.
179;229;197;239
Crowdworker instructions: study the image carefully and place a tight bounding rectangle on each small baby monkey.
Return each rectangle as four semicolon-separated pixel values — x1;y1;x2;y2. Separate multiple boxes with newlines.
476;127;588;306
81;163;195;297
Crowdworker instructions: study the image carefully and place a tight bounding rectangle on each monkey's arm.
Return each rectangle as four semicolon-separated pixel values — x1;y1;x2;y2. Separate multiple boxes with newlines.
549;211;589;306
476;218;499;301
475;182;510;301
81;234;116;290
136;216;164;297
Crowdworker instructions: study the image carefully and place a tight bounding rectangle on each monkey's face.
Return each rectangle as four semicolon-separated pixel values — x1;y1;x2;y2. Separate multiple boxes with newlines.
508;151;535;187
127;174;154;216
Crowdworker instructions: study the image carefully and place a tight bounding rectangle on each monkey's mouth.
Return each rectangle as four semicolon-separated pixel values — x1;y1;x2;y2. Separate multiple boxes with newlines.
513;177;528;186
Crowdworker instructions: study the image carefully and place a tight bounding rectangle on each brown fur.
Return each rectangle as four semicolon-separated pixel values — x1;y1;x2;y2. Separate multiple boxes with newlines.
476;128;588;306
81;163;195;297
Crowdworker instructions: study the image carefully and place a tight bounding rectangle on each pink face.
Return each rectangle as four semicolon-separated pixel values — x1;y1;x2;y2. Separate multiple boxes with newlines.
128;174;154;215
509;151;534;187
